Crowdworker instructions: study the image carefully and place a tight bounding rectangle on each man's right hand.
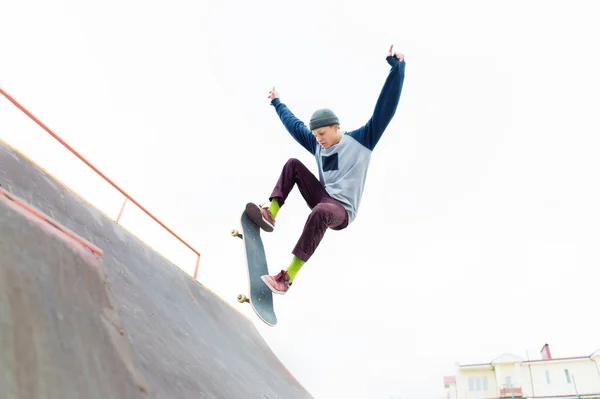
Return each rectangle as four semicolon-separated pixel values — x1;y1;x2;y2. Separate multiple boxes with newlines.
267;86;280;101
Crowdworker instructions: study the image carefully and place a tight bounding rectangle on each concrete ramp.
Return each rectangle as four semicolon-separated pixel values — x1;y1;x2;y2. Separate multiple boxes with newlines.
0;141;312;399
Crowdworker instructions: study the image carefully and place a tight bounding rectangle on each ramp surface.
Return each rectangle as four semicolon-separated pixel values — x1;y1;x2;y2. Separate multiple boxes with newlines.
0;141;311;399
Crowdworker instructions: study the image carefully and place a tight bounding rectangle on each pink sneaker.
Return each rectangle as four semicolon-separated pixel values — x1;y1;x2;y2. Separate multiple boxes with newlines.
261;270;291;295
246;202;275;232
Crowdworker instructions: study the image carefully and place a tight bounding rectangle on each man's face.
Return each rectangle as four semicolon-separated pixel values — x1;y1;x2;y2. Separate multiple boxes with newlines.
312;125;340;149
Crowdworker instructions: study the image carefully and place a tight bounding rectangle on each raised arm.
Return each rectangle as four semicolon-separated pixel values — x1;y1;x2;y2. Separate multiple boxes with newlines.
269;88;317;155
347;45;406;151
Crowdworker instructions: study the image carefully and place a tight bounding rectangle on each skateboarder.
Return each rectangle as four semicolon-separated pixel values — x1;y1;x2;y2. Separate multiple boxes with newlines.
247;44;406;295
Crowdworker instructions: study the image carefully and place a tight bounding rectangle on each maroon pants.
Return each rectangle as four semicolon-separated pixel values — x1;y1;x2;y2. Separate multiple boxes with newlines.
270;158;349;261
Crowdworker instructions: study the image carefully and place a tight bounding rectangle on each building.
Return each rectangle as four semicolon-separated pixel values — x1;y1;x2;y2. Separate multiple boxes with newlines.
444;344;600;399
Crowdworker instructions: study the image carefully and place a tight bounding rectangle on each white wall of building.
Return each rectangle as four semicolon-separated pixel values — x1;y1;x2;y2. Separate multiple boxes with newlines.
526;359;600;398
445;348;600;399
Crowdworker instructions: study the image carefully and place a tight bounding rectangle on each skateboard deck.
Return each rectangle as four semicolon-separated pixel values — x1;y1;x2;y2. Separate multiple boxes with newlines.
231;205;277;326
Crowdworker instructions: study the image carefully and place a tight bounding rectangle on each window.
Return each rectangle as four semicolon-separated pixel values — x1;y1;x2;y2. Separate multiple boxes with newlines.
545;370;551;384
565;369;571;384
468;377;488;391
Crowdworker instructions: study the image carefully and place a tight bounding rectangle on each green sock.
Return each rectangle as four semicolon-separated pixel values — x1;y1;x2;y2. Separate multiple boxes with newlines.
268;199;280;218
286;256;305;283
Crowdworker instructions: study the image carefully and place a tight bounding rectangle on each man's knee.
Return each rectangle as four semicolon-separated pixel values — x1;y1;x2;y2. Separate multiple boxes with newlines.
286;158;302;167
310;202;347;228
285;158;311;176
309;203;333;222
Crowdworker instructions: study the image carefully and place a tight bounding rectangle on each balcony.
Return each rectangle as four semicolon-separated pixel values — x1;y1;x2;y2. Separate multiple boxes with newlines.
499;386;523;398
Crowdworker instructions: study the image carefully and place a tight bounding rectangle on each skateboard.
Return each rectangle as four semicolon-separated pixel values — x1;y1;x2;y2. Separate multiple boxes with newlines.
231;204;277;326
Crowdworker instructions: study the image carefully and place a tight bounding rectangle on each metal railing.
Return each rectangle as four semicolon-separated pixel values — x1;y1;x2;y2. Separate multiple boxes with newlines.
0;87;201;279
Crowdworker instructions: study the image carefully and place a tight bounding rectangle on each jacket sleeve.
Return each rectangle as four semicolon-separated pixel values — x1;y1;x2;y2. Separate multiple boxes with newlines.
347;56;406;151
271;98;317;155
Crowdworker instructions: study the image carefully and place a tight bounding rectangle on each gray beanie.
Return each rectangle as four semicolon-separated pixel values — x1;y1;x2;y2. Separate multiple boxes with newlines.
309;108;339;131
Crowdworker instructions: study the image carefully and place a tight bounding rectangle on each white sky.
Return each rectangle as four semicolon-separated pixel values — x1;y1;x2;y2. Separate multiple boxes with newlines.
2;0;599;398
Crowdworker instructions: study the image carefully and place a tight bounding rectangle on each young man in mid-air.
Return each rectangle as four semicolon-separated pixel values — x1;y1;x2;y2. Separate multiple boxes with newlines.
246;44;406;294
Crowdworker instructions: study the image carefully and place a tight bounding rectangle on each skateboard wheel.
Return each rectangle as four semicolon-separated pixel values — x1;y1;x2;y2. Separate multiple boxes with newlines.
237;294;248;303
231;229;243;239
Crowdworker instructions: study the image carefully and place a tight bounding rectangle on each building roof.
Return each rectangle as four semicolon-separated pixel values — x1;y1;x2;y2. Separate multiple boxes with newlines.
458;349;600;370
491;353;525;365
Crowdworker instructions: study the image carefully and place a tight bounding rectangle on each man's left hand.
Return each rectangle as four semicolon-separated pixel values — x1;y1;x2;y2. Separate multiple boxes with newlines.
387;44;404;61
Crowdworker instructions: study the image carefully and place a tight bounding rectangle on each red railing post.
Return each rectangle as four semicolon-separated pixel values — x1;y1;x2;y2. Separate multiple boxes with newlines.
116;198;128;223
193;254;201;280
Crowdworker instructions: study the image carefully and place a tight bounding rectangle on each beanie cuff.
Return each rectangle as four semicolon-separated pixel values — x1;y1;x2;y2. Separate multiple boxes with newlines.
310;117;339;130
